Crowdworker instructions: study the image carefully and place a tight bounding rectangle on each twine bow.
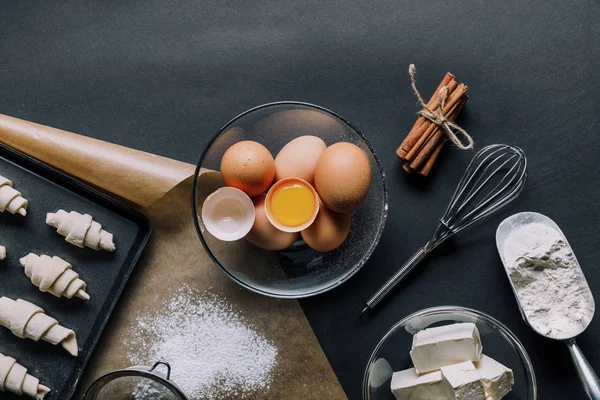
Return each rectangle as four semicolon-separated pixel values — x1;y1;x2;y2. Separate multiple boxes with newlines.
409;64;474;150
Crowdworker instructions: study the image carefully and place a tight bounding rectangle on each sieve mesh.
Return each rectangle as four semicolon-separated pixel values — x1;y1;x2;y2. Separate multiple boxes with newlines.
93;375;178;400
83;362;187;400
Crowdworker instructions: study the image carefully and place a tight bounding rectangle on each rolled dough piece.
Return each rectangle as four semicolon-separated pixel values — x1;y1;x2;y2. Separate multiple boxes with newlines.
46;209;115;252
0;352;50;399
0;245;6;260
0;175;28;216
0;297;78;356
20;254;90;300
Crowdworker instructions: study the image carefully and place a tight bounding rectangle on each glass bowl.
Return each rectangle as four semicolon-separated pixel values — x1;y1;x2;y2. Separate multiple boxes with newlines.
363;306;537;400
192;101;388;298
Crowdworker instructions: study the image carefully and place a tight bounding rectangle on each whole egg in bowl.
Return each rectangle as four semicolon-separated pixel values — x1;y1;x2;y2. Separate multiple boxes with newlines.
314;142;372;214
274;135;327;185
220;140;275;197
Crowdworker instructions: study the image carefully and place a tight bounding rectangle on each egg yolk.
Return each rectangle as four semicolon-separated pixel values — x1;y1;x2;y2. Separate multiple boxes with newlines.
269;180;316;227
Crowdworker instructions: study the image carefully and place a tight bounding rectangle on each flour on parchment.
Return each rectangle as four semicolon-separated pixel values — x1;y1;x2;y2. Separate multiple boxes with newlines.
127;286;278;399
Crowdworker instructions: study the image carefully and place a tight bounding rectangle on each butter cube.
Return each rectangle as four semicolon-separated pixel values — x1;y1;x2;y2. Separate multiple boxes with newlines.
390;368;454;400
441;361;487;400
410;322;482;374
475;355;514;400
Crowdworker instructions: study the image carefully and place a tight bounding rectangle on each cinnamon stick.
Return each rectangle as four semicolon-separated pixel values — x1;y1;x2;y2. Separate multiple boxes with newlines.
409;96;467;170
396;72;455;158
402;78;458;148
404;83;466;163
404;118;438;161
419;141;444;176
396;122;428;158
397;67;470;176
402;163;414;173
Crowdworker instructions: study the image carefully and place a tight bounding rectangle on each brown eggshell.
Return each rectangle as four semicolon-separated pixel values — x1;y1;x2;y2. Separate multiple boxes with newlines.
301;206;352;252
314;142;372;213
220;141;275;196
246;195;298;250
275;136;327;185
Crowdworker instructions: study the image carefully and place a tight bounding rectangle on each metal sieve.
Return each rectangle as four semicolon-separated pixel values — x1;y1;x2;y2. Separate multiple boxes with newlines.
83;361;188;400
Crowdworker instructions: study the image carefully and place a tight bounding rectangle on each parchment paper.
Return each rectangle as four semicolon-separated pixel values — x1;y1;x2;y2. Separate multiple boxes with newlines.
0;114;346;399
0;113;194;208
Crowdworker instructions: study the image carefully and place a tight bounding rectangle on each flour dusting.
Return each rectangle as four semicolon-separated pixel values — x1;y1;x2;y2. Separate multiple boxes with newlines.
503;223;594;339
132;378;173;400
127;286;278;399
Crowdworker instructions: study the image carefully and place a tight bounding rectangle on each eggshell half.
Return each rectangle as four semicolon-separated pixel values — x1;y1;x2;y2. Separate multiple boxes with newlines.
201;187;255;241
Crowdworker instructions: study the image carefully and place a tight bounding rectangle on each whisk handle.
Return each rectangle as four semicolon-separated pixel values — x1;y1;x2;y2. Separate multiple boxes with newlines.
360;247;429;316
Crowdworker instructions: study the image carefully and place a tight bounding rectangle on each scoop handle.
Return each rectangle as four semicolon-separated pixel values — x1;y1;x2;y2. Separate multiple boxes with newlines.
567;339;600;399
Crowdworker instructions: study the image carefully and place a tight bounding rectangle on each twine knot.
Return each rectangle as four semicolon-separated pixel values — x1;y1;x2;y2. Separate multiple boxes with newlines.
408;64;473;150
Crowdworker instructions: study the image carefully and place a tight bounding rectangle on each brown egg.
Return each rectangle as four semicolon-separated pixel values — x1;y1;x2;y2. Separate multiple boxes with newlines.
221;141;275;196
314;142;372;213
275;136;327;185
301;206;352;252
246;195;298;250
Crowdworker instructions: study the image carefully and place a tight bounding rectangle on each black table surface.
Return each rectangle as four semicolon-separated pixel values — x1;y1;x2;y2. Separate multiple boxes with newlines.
1;1;599;399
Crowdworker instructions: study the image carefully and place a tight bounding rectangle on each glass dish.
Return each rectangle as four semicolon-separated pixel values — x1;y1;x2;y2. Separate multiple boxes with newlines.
363;306;537;400
192;102;388;298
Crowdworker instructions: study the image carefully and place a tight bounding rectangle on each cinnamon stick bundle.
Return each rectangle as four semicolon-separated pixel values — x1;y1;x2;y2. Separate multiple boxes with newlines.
397;71;469;176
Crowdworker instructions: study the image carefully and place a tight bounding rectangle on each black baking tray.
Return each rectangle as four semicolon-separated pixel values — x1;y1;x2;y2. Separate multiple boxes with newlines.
0;143;152;399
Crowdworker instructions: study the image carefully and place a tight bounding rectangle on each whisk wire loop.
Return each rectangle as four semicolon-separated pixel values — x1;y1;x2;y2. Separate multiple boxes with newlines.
361;144;527;315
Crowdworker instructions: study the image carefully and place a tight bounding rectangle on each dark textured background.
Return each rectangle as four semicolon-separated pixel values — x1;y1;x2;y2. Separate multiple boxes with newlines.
1;1;599;398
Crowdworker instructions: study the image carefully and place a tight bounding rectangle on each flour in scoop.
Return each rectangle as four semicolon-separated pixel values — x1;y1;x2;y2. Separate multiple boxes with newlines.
503;223;594;339
127;286;278;399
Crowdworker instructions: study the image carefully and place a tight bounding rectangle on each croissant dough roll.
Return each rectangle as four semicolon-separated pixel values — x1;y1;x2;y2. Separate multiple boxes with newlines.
0;245;6;260
0;175;28;216
0;352;50;399
0;297;78;356
46;209;115;252
20;254;90;300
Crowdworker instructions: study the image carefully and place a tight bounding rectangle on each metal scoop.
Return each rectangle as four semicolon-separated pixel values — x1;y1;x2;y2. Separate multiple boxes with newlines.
496;211;599;399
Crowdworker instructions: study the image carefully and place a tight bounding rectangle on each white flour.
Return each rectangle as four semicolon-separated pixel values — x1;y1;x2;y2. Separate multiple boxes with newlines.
127;286;278;399
503;223;594;339
132;378;173;400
